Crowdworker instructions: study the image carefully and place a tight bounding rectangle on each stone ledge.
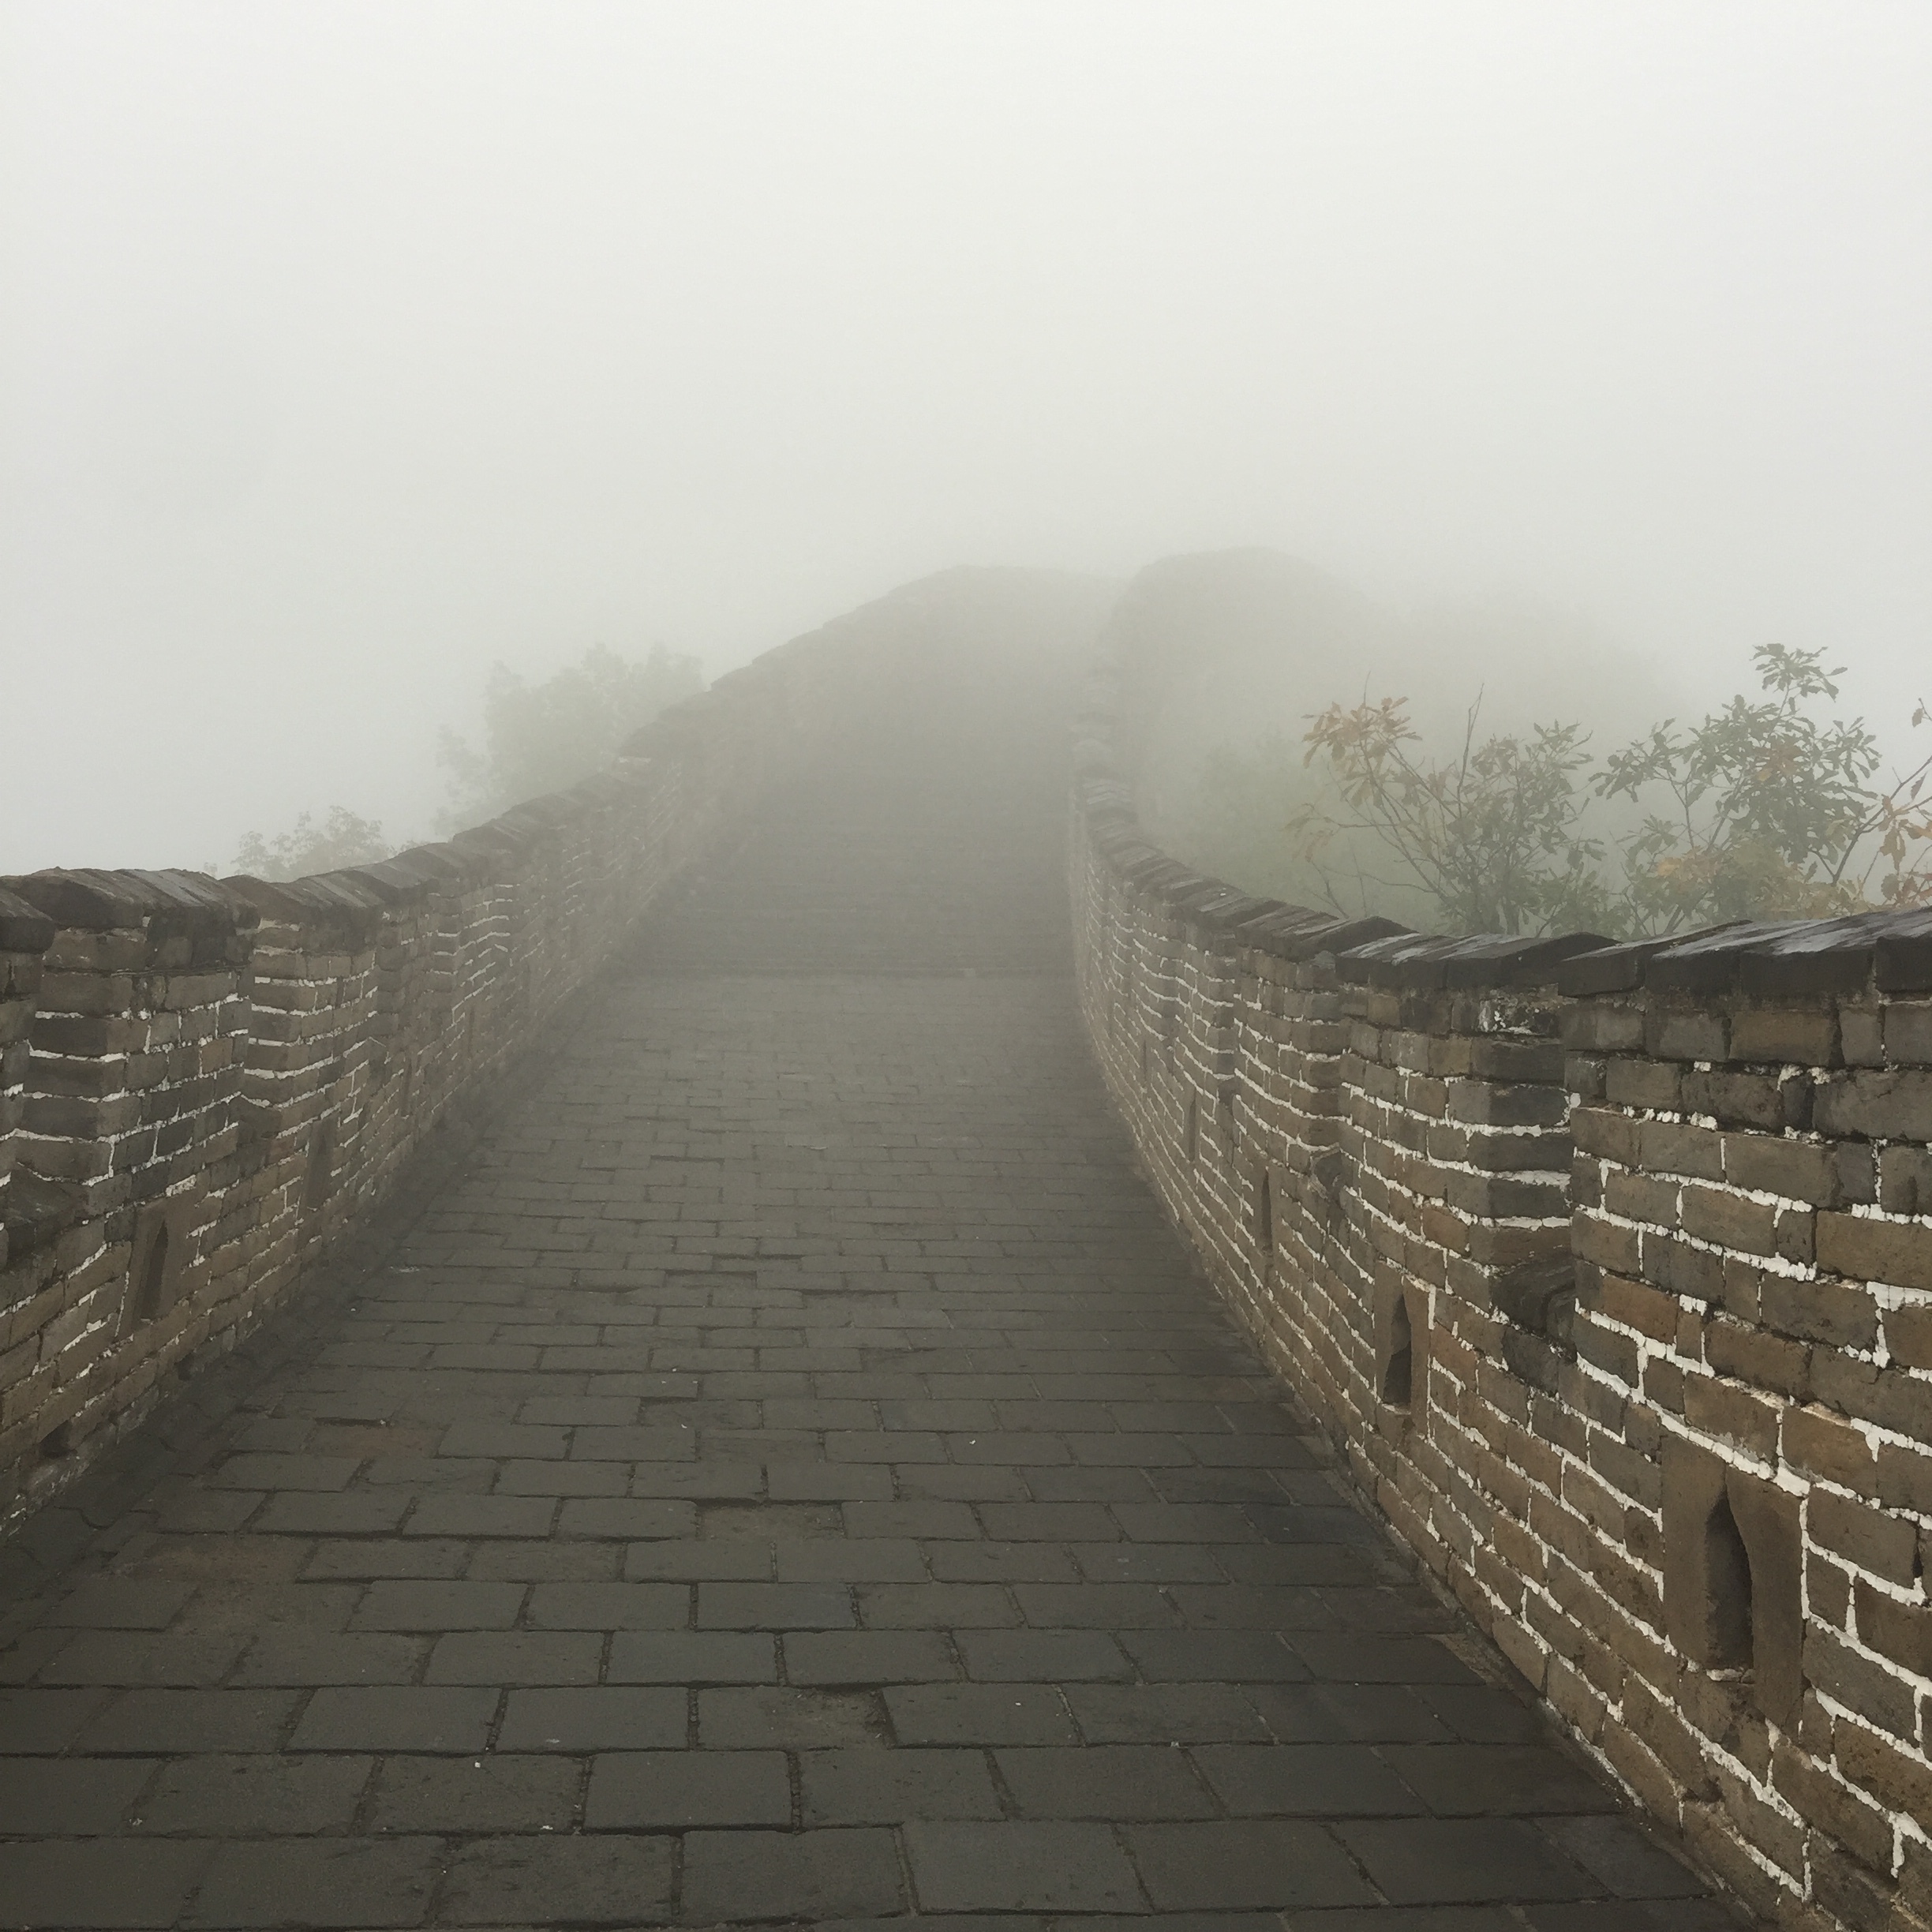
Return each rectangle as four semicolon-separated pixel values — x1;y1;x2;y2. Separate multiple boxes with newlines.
1559;910;1932;998
0;887;54;957
2;868;256;941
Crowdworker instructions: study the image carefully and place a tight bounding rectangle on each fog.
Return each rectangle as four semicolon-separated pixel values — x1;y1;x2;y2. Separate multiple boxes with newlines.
4;2;1927;874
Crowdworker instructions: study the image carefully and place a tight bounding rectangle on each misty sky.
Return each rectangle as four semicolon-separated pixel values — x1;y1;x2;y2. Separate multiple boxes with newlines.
4;2;1928;874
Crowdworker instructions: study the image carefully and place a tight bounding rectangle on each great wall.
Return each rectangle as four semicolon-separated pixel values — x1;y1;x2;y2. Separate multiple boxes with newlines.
2;559;1929;1928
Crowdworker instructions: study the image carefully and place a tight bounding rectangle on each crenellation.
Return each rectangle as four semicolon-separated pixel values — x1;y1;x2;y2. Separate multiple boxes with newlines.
0;621;852;1530
1074;642;1932;1928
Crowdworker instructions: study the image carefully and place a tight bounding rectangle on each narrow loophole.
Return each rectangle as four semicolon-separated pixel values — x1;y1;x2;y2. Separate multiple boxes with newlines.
131;1221;170;1324
1382;1296;1413;1409
303;1125;333;1215
1253;1170;1274;1254
1704;1491;1754;1670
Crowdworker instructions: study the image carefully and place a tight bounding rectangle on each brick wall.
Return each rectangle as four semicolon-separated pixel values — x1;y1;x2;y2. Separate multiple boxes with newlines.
0;604;905;1536
1072;655;1932;1930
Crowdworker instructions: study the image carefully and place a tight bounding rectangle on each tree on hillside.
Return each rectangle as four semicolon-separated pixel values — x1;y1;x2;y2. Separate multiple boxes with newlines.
1288;645;1931;938
230;807;391;881
437;642;703;829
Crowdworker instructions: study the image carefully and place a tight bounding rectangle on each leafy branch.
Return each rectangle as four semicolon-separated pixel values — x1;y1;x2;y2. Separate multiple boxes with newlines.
1289;644;1930;938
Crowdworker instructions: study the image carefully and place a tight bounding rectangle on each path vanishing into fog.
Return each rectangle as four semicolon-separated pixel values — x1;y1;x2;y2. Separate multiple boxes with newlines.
0;636;1730;1927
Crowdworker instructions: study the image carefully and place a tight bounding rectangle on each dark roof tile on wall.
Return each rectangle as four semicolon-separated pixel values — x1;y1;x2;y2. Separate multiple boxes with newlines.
1551;911;1932;998
0;886;55;954
1;867;255;936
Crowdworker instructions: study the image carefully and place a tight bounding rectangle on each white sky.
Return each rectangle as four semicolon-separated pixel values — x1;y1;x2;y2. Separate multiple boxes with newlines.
3;2;1928;871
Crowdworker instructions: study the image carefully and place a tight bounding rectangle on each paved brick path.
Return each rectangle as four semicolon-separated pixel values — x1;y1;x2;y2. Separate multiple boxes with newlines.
0;685;1735;1926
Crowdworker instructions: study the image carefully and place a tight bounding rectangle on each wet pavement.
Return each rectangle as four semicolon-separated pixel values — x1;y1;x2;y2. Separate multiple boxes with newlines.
0;681;1734;1928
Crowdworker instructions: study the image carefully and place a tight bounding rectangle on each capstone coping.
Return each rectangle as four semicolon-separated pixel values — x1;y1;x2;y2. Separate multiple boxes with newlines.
0;885;55;955
2;868;256;938
1556;908;1932;998
222;871;396;946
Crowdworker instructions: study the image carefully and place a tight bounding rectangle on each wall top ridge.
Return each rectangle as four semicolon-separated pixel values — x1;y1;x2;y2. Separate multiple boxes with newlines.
12;561;1029;954
0;885;57;953
0;560;1115;1545
4;867;256;940
1;653;724;955
212;869;403;949
1556;906;1932;998
1336;928;1612;991
1072;567;1932;1932
1251;912;1409;964
1079;636;1932;1002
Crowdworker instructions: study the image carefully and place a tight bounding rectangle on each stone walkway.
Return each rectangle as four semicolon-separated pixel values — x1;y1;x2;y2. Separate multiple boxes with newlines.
0;678;1735;1926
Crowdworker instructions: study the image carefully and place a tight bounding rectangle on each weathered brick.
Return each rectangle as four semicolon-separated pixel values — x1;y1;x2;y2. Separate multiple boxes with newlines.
1679;1185;1777;1256
1757;1274;1875;1352
1468;1037;1563;1083
1638;1118;1725;1181
1812;1350;1932;1440
1773;1205;1816;1268
1852;1578;1932;1678
1571;1107;1640;1165
1843;1007;1886;1069
1565;1054;1605;1103
1684;1069;1797;1132
1601;1714;1683;1821
1682;1374;1780;1462
1649;1008;1728;1063
1593;1275;1679;1342
1574;1213;1642;1276
1640;1233;1723;1305
1884;1302;1932;1371
1814;1069;1932;1141
1784;1406;1878;1494
1818;1213;1932;1294
1443;1079;1569;1127
1880;1147;1932;1218
1731;1007;1840;1068
1885;1002;1932;1066
1731;1128;1847;1205
1810;1554;1852;1631
1773;1741;1895;1874
1603;1170;1679;1230
1643;1354;1687;1414
1563;1003;1646;1054
1876;1443;1932;1515
1574;1315;1642;1388
1837;1713;1932;1835
1805;1625;1918;1740
1810;1494;1919;1587
1444;1171;1569;1220
1607;1059;1683;1112
1703;1319;1809;1398
1587;1431;1663;1510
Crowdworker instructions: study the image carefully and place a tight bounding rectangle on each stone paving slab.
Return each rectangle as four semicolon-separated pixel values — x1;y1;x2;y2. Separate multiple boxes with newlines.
0;699;1743;1927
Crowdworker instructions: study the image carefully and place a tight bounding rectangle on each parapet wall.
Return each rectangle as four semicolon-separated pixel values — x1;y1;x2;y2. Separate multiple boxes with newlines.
0;601;904;1538
1071;654;1932;1930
